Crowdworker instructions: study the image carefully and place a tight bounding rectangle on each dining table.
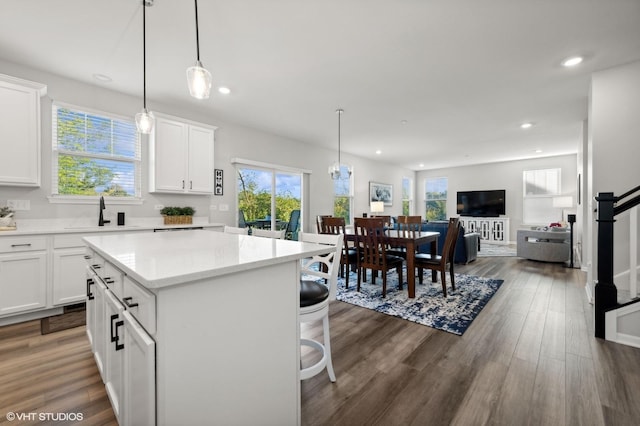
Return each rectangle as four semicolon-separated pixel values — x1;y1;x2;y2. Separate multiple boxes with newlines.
345;228;439;298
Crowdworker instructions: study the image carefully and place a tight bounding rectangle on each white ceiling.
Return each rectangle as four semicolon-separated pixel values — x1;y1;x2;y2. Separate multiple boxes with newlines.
2;0;640;170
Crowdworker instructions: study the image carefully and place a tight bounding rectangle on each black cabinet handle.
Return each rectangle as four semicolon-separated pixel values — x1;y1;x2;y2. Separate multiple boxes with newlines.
86;278;95;300
110;314;119;342
84;255;92;260
105;277;115;284
92;264;102;269
123;297;139;308
115;320;125;351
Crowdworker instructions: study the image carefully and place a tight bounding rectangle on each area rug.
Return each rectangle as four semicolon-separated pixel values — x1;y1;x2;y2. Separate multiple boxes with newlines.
478;242;517;257
334;270;504;335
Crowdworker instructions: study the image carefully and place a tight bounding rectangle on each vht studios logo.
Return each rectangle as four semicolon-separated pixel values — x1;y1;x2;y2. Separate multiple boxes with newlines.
6;411;84;422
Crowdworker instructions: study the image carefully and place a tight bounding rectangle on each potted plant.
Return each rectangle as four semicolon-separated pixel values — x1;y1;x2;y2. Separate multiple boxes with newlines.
0;206;15;228
160;206;196;225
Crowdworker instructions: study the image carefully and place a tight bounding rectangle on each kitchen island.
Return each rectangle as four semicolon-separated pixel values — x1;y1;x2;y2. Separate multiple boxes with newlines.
83;230;331;426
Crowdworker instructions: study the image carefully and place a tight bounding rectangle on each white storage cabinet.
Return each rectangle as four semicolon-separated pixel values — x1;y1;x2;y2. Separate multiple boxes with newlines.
0;236;48;316
460;216;510;244
149;114;216;194
0;74;46;187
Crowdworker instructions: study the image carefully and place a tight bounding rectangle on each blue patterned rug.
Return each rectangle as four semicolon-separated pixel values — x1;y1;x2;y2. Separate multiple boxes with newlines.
335;269;504;335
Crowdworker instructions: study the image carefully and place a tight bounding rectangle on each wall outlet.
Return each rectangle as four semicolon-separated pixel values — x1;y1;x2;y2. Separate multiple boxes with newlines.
154;204;164;210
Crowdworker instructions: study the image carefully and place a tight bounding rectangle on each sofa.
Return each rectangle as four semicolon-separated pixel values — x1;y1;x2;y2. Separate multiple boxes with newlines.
394;220;480;264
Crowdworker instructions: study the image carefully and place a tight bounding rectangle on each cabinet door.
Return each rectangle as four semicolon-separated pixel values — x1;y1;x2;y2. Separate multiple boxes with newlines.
187;125;214;193
0;77;44;187
52;247;87;305
93;280;108;382
150;117;187;193
86;268;97;350
105;291;125;423
123;311;155;426
0;251;47;316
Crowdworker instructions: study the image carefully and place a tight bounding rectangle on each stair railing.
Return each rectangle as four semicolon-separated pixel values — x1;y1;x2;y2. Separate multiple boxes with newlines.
594;185;640;338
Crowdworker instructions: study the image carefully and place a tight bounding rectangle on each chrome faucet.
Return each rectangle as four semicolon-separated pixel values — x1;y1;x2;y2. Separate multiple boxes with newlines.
98;196;110;226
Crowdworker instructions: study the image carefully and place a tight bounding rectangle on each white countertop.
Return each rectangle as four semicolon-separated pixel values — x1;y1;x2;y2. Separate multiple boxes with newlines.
83;231;332;289
0;217;224;236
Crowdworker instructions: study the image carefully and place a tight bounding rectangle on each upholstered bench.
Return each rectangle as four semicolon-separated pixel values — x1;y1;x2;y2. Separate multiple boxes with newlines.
516;228;570;262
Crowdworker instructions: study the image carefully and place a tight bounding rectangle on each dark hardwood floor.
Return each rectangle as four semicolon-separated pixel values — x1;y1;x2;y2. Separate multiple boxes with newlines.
1;256;639;425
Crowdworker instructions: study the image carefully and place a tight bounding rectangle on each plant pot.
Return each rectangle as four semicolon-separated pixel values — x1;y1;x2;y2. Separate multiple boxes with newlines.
163;215;193;225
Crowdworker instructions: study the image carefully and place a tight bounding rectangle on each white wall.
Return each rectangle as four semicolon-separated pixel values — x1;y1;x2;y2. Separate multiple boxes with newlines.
588;60;640;298
0;59;414;232
416;154;578;242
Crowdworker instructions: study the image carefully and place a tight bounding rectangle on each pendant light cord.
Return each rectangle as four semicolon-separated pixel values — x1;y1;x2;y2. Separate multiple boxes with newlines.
194;0;201;61
142;0;147;109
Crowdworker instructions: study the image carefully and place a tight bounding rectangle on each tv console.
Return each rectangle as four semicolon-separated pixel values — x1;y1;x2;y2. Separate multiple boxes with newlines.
459;216;510;245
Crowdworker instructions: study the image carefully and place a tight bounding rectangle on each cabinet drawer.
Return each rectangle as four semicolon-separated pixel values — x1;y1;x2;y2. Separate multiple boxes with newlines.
103;262;124;299
53;234;89;249
85;249;105;278
0;236;47;253
123;276;156;335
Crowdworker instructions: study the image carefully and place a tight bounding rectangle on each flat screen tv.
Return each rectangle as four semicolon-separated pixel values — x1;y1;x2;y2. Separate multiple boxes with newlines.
456;190;506;217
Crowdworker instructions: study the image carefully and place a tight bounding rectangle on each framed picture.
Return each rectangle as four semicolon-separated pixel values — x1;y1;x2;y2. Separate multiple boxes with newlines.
214;169;223;196
369;182;393;206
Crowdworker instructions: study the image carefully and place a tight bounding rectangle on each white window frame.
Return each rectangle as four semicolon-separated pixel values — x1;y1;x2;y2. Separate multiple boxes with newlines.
523;168;562;225
402;176;414;216
50;102;142;205
425;176;448;220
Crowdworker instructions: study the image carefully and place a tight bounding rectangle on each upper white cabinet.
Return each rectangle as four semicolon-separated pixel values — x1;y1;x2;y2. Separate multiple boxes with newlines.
149;114;216;194
0;74;46;187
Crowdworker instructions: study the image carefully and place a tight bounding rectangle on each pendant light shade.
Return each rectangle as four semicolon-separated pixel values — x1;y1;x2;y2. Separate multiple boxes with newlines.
135;108;155;134
329;109;351;180
136;0;154;134
186;61;212;99
186;0;212;99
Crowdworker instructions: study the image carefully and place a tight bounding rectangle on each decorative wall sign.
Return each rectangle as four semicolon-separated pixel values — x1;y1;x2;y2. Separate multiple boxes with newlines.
214;169;223;195
369;181;393;206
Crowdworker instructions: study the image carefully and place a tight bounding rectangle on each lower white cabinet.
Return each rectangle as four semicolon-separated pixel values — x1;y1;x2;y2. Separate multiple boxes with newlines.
459;216;510;244
0;237;47;317
52;247;87;305
86;256;155;426
123;310;156;426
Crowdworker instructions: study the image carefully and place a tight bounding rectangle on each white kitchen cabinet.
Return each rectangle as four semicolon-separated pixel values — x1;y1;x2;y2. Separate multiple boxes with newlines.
0;236;47;316
52;235;93;306
93;277;108;381
104;290;125;424
123;310;155;426
0;74;46;187
149;114;216;194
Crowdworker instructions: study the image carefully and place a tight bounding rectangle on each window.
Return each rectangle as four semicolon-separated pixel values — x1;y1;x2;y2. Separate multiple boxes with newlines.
402;177;413;216
52;103;141;200
523;168;562;224
425;177;447;221
333;164;353;224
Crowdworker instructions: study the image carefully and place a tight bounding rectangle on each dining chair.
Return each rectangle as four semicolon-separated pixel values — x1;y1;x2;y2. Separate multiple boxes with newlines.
354;217;404;298
283;209;301;240
316;215;333;233
388;215;423;258
371;215;392;228
251;228;285;239
224;225;249;235
415;217;460;297
319;216;358;288
298;232;343;382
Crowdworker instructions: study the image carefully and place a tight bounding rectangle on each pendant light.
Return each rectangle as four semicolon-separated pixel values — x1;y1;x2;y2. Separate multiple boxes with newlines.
186;0;212;99
135;0;155;134
328;109;351;179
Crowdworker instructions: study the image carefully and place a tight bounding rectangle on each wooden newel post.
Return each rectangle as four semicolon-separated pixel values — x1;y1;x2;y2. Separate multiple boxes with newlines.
594;192;618;339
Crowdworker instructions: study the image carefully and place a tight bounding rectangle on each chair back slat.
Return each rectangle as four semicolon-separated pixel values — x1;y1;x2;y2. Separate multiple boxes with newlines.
354;217;387;268
299;232;343;301
396;215;422;238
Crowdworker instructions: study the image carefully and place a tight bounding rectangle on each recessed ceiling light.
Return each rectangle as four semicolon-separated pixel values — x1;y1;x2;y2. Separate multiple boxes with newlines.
401;120;408;125
375;150;382;155
535;149;543;153
562;56;583;67
521;122;533;129
218;87;231;95
93;73;112;83
419;163;424;168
